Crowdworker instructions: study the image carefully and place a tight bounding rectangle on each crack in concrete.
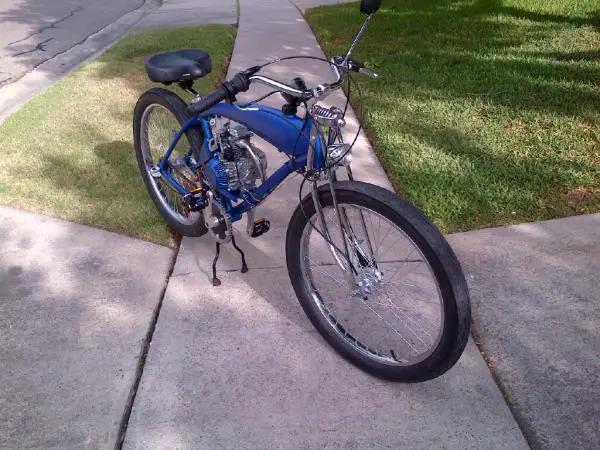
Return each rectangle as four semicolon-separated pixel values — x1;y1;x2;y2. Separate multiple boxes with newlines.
7;6;83;46
12;38;53;57
0;67;13;85
114;245;179;449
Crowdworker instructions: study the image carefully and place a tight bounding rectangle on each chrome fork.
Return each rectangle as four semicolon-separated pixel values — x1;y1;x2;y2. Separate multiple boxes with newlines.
327;117;377;266
306;107;378;289
307;117;356;286
307;124;350;273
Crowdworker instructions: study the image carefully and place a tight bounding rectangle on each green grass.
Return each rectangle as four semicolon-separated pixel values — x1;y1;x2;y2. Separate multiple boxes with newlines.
306;0;600;232
0;25;236;245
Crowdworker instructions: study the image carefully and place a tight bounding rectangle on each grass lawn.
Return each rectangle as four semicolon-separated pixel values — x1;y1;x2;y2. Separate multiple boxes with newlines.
0;25;235;245
306;0;600;232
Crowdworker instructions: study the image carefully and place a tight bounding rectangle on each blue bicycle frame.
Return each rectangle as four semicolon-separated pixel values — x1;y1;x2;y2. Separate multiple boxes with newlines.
158;102;326;222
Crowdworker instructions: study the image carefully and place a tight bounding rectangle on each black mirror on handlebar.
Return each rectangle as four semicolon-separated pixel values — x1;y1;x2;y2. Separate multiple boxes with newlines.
360;0;381;15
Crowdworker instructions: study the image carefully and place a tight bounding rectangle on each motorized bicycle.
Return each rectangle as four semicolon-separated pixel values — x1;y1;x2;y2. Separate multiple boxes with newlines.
133;0;471;382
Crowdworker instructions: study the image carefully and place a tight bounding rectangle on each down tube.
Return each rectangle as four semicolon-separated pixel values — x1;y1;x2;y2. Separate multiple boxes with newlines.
229;159;298;217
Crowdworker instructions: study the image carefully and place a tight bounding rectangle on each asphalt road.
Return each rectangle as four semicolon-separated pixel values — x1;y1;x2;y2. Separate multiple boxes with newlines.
0;0;144;87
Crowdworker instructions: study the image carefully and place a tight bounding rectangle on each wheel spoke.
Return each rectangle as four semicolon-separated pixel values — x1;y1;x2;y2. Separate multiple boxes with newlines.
308;260;349;290
358;299;420;354
370;298;436;337
369;282;432;347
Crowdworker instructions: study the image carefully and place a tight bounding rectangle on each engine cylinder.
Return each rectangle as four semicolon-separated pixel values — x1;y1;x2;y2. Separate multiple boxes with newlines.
205;124;267;191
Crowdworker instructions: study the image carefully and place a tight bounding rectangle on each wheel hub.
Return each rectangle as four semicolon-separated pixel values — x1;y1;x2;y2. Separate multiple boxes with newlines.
354;267;383;297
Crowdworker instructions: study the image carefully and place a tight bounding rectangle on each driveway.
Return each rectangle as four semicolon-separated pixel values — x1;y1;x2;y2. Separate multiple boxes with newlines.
0;0;144;87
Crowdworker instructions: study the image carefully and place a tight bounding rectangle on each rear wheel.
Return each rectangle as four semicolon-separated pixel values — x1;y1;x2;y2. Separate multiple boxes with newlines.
286;181;471;382
133;88;207;236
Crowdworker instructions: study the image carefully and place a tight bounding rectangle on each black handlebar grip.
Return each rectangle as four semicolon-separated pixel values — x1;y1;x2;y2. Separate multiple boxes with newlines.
185;71;252;116
186;85;229;116
229;71;252;92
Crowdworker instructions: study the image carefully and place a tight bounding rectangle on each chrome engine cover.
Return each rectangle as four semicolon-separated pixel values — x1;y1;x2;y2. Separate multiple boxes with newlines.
218;124;267;191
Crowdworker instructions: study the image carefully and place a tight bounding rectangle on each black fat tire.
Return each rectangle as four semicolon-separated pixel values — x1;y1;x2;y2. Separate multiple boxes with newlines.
286;181;471;382
133;88;207;237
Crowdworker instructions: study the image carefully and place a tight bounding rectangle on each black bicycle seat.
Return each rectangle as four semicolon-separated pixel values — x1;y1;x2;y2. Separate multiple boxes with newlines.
145;49;212;84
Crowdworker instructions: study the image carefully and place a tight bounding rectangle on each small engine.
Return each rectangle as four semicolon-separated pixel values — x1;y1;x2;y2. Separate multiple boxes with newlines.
215;124;267;191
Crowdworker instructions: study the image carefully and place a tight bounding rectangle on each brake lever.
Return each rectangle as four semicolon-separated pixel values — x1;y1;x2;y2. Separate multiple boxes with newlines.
358;67;378;79
347;58;378;79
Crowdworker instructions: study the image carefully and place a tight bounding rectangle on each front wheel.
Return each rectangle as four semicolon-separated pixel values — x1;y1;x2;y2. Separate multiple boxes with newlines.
286;181;471;382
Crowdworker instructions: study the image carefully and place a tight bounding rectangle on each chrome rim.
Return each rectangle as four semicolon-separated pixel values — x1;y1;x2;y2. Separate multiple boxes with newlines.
299;203;445;366
140;104;200;225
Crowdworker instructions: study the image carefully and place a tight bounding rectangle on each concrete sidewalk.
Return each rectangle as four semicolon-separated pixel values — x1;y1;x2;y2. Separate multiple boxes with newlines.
123;0;528;448
0;206;174;447
134;0;237;30
0;2;236;448
449;214;600;449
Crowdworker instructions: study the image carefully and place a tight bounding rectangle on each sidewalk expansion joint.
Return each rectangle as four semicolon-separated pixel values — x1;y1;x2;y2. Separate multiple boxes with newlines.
470;329;535;449
287;0;304;16
113;239;179;450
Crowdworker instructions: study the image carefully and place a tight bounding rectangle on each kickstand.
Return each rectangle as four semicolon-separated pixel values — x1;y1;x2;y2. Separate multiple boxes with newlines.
212;242;221;286
212;237;248;287
231;235;248;273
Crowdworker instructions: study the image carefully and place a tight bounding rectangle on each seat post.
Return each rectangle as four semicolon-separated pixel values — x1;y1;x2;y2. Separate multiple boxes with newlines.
178;80;199;97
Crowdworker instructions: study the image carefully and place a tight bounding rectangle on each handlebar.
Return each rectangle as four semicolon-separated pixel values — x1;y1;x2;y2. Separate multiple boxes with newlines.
248;56;347;100
185;56;374;117
185;69;254;116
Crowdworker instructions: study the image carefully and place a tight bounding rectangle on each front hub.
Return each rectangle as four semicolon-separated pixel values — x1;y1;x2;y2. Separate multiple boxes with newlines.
354;267;383;298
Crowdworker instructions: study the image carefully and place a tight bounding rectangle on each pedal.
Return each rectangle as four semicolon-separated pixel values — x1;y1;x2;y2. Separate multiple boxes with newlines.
250;218;270;238
185;186;206;211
